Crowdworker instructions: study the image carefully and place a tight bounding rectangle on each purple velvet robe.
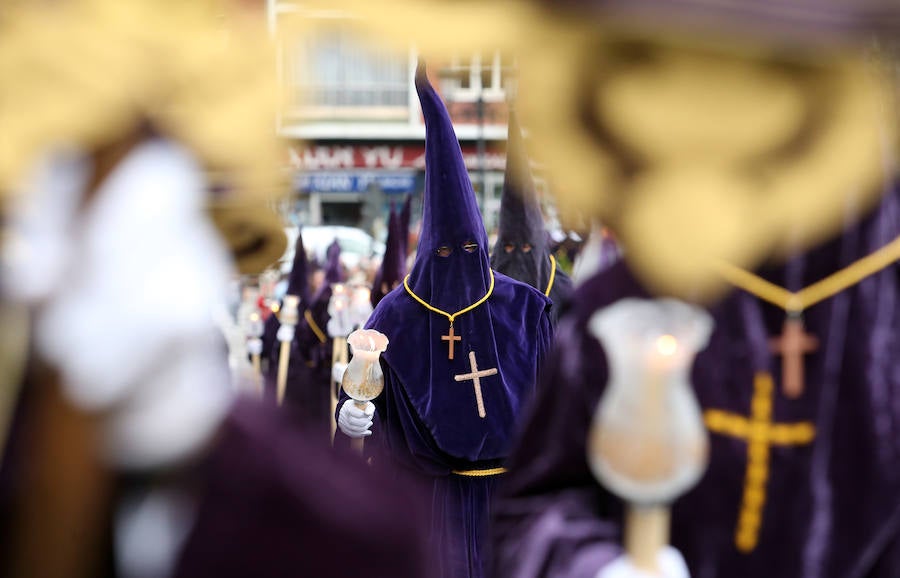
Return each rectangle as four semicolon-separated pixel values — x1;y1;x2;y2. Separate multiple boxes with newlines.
174;399;432;578
492;186;900;578
339;271;553;578
262;289;333;439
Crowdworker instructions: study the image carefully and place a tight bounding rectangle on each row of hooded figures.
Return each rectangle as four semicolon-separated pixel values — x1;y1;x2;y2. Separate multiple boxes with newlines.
0;8;898;576
248;65;582;578
232;62;900;578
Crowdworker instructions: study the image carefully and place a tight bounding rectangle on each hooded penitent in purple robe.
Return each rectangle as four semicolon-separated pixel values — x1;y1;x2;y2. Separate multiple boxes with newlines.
491;111;572;324
400;194;413;258
174;399;432;578
260;233;338;439
371;205;406;308
491;182;900;578
325;239;344;283
336;62;553;578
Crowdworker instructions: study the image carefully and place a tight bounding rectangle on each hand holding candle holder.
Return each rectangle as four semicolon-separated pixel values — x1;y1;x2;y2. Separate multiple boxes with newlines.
341;328;389;453
587;298;713;577
328;283;375;440
276;295;300;406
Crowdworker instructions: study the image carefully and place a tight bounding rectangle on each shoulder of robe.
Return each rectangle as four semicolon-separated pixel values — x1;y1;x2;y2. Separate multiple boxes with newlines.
491;270;552;312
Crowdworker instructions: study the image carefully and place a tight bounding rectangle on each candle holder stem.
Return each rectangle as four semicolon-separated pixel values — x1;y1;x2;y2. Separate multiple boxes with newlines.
625;504;670;574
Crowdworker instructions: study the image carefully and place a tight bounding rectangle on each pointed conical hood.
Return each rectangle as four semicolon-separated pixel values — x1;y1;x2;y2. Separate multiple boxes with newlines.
286;229;310;304
399;194;412;257
372;206;407;308
491;111;573;321
324;239;344;285
407;61;491;311
491;110;551;289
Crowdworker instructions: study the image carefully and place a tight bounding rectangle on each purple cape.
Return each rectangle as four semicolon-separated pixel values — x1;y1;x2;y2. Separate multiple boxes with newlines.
492;185;900;578
491;110;572;323
336;62;554;578
174;399;432;578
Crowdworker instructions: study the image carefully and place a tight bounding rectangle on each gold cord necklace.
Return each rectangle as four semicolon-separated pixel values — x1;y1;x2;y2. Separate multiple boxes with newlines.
403;270;495;360
715;233;900;397
544;255;557;297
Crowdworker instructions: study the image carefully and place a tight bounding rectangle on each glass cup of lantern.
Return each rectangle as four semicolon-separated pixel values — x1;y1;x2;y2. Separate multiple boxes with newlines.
349;285;373;328
587;298;713;575
342;328;389;451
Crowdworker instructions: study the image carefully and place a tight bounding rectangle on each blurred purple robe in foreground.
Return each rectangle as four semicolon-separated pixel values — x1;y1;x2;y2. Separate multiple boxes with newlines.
174;399;432;578
492;185;900;578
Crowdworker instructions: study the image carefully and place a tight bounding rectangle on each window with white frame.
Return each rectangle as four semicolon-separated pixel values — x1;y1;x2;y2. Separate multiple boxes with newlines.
284;21;410;120
440;52;515;103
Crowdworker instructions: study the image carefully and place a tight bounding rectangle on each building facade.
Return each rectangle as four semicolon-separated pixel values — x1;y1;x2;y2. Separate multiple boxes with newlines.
270;2;512;241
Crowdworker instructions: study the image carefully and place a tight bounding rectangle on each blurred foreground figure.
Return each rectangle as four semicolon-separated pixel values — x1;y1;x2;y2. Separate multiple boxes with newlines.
491;2;900;578
0;2;430;577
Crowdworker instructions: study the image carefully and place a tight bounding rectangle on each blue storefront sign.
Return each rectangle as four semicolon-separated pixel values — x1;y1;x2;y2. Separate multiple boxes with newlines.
296;172;416;194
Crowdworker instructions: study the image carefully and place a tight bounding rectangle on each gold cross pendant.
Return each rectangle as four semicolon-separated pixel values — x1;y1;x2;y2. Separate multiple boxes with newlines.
768;313;819;399
441;324;461;360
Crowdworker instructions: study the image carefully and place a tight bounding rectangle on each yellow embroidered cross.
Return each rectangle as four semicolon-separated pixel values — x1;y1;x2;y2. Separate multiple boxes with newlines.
703;372;816;553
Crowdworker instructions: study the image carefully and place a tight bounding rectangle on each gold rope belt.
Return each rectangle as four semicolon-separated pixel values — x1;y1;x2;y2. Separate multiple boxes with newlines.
451;467;508;477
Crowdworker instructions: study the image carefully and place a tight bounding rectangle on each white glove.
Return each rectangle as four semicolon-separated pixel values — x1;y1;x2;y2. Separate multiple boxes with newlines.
338;400;375;438
332;362;348;384
597;546;689;578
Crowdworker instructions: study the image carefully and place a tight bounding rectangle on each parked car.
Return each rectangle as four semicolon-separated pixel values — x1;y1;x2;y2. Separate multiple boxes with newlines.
280;226;385;274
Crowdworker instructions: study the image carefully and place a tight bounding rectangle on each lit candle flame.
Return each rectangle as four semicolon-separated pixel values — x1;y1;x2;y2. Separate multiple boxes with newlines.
656;334;678;356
